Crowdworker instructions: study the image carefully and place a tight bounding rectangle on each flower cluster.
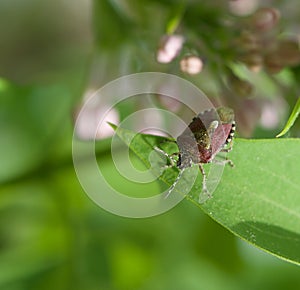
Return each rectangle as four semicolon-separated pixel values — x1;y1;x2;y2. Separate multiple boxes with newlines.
156;34;203;75
235;7;300;74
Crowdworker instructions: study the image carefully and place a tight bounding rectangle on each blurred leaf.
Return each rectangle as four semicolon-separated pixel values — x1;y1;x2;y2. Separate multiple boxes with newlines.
110;241;154;290
93;0;133;49
166;2;186;34
0;79;72;183
276;98;300;137
112;124;300;265
0;182;70;289
229;63;278;99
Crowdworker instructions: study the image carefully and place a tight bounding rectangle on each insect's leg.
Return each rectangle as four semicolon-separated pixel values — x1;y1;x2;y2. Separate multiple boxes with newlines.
160;139;177;144
221;147;232;153
169;152;179;163
164;168;182;199
197;163;213;203
154;146;177;167
159;139;178;163
212;156;234;167
198;163;209;194
220;140;234;153
153;146;169;157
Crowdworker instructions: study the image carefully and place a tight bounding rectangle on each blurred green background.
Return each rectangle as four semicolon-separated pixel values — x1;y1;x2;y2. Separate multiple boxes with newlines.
1;1;300;290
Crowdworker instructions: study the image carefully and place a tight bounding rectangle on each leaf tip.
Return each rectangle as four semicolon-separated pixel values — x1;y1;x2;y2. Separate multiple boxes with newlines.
107;122;118;131
275;97;300;138
276;131;284;138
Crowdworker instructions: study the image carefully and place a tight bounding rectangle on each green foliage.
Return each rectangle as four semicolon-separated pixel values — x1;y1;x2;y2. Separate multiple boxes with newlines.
2;0;300;289
277;98;300;137
112;124;300;265
0;79;73;183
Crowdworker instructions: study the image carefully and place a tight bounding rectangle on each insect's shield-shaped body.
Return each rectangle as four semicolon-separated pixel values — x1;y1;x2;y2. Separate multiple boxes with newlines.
154;106;235;203
176;107;235;169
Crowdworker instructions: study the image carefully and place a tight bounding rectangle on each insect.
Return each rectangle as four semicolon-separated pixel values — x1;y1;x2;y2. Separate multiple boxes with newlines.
155;107;235;201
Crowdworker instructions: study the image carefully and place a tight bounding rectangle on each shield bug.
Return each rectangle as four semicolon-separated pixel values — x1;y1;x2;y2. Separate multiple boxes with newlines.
155;107;235;202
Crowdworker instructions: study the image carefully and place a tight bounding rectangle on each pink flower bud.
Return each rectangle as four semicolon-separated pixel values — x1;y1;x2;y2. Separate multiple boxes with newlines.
74;94;120;140
277;39;300;66
180;55;203;75
228;0;258;16
156;35;184;64
264;51;284;74
251;7;280;32
228;74;254;97
237;51;263;73
238;31;261;51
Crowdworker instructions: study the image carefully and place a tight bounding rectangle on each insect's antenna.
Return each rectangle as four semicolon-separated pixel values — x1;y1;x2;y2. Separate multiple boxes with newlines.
165;168;184;199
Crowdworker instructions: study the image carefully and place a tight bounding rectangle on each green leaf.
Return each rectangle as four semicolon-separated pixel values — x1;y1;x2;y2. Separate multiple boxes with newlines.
112;125;300;265
108;122;180;188
276;98;300;137
200;138;300;265
108;122;174;167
